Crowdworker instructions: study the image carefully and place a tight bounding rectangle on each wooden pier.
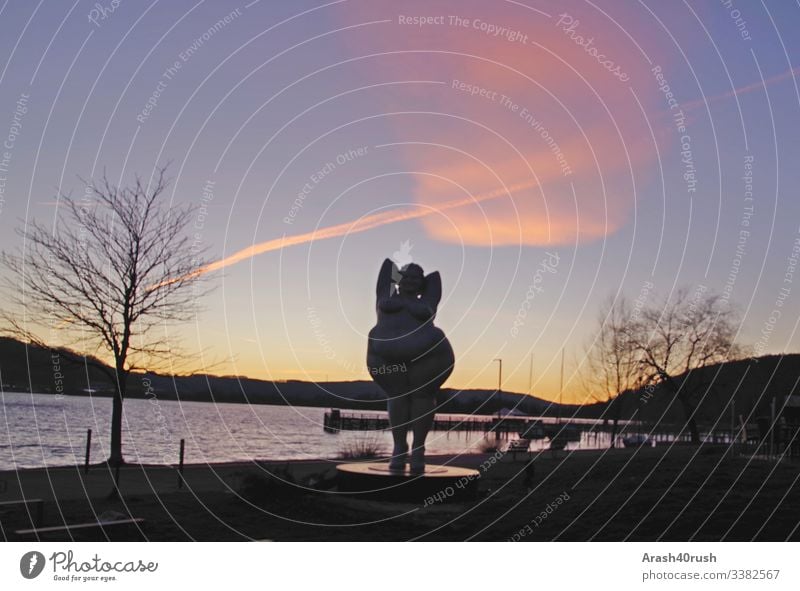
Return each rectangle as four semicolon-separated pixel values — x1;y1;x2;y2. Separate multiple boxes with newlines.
322;409;658;438
322;410;800;455
323;409;529;434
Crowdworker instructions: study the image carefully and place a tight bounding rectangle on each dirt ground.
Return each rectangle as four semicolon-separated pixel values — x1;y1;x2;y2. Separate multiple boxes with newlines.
1;445;798;541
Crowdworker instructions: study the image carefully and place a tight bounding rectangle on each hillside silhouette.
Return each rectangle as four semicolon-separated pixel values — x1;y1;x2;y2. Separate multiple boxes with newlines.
2;336;796;423
0;337;558;415
597;354;800;426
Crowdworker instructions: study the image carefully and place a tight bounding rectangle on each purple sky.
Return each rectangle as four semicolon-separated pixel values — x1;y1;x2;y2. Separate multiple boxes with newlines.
0;0;798;402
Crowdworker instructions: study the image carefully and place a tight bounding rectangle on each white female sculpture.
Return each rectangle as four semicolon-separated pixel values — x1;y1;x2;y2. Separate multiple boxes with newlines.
366;259;455;473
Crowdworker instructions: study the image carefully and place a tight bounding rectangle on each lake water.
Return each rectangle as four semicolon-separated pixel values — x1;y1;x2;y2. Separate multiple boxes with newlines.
0;392;613;470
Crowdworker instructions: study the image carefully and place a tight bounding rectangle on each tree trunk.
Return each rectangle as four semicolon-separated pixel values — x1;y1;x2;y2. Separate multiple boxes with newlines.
678;395;700;444
610;417;619;448
662;377;701;444
108;369;127;466
610;395;624;448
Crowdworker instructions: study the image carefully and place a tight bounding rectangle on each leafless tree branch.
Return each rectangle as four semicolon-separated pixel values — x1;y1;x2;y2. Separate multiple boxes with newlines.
0;164;214;464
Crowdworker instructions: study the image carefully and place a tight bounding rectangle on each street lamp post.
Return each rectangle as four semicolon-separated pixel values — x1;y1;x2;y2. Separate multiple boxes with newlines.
494;359;503;439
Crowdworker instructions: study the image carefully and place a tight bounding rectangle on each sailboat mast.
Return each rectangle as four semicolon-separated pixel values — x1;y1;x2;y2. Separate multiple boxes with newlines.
528;353;534;396
558;348;564;424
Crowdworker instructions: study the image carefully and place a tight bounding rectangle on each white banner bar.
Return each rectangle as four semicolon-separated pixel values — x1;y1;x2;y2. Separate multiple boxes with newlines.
1;542;797;590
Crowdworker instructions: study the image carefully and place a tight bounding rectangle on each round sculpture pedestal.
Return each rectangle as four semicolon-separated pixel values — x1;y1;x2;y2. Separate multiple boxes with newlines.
336;462;480;503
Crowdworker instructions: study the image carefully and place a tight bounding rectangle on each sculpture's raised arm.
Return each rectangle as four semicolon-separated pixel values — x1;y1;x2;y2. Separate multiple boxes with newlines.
421;271;442;311
375;258;397;302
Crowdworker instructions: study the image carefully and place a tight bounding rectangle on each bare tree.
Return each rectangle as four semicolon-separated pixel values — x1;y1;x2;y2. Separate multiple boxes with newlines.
1;166;209;465
582;296;640;447
628;288;741;443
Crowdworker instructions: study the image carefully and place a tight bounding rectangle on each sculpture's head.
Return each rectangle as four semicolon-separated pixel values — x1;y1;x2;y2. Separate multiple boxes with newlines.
398;263;424;296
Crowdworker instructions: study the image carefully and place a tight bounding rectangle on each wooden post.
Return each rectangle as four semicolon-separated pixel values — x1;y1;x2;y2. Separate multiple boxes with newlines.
728;397;736;456
178;438;185;489
769;398;776;458
84;429;92;474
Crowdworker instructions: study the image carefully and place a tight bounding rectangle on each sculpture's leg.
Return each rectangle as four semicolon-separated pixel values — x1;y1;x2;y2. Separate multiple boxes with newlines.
386;395;410;470
409;391;436;473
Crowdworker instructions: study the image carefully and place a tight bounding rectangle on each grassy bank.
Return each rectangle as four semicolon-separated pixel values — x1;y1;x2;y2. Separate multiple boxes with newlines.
1;446;798;541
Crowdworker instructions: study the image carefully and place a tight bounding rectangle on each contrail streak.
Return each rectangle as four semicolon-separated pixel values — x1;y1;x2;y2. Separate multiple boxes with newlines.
682;66;800;112
169;177;538;285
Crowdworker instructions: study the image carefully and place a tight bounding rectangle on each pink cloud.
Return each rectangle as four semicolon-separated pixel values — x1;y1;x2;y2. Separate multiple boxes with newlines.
334;0;667;246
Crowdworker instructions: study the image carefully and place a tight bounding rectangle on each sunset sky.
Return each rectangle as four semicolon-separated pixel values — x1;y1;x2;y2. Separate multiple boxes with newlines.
1;0;799;403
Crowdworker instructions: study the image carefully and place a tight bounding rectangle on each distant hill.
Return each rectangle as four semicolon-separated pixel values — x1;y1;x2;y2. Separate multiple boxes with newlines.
0;336;112;394
0;336;563;415
5;336;794;424
584;354;800;425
